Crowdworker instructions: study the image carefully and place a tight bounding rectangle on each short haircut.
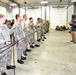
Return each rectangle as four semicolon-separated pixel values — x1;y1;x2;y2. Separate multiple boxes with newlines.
37;18;40;20
7;20;11;22
0;14;5;18
23;14;27;18
29;17;32;20
15;14;20;19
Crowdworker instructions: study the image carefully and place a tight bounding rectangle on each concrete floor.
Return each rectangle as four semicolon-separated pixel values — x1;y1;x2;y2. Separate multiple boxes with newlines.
3;30;76;75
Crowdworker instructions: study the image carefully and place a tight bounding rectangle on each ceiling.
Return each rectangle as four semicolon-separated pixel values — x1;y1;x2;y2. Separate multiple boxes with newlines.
0;0;74;7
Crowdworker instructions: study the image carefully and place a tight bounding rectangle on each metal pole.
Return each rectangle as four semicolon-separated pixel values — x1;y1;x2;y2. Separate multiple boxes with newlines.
25;8;26;14
41;7;42;18
12;45;16;75
74;2;76;14
18;4;20;14
44;4;47;20
66;6;69;29
49;6;50;21
66;7;68;22
12;35;16;75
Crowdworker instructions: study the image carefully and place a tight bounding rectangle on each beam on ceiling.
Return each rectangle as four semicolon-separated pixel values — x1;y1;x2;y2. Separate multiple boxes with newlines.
0;1;9;7
9;0;20;7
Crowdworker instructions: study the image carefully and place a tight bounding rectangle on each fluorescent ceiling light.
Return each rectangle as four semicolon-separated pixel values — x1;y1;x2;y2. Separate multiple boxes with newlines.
41;0;48;4
71;0;76;2
10;3;17;6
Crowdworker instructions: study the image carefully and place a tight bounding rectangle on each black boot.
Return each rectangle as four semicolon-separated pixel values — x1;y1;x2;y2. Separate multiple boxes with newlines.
23;51;27;56
44;37;46;39
37;39;41;42
26;49;31;52
1;72;7;75
21;56;26;60
35;44;40;47
17;59;24;64
42;39;44;41
30;45;34;48
6;65;16;70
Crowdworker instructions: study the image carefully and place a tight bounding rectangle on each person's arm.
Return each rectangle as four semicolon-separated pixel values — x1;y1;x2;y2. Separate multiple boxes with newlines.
5;24;15;35
16;26;21;41
0;39;11;46
28;23;32;28
21;22;26;40
0;39;6;44
0;29;11;45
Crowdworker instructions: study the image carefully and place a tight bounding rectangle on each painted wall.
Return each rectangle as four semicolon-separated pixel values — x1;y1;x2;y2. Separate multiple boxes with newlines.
42;7;45;20
12;7;19;19
20;8;25;18
68;5;74;22
12;7;25;19
1;5;74;29
50;8;67;29
0;6;6;16
26;9;41;24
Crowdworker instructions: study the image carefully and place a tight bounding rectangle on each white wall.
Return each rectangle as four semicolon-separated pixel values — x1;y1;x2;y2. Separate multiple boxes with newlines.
68;5;74;22
26;9;41;24
42;7;45;19
0;6;6;16
12;8;41;24
7;6;74;29
6;9;10;20
12;7;19;19
12;7;25;20
0;6;13;20
50;8;67;29
0;6;11;20
26;7;67;29
20;8;25;18
46;6;50;20
41;6;50;20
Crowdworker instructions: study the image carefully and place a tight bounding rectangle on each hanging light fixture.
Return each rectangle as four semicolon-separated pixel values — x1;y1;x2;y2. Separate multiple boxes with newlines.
41;0;48;4
10;3;17;6
71;0;76;2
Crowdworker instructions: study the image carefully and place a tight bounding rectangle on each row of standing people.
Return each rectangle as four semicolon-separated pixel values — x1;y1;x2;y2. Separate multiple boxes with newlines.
0;14;50;75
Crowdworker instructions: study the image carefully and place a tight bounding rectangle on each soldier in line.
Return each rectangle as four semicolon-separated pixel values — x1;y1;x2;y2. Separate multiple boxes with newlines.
35;18;42;42
28;17;40;48
6;20;11;29
21;14;31;56
40;19;46;41
14;14;26;64
46;20;50;33
6;20;13;41
36;18;46;42
0;14;15;75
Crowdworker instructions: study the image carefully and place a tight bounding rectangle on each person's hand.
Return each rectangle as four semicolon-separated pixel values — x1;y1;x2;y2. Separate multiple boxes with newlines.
6;41;11;46
24;36;26;40
18;40;22;46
